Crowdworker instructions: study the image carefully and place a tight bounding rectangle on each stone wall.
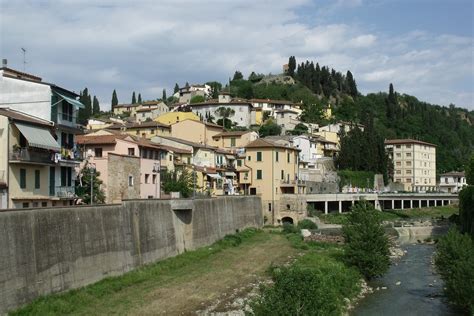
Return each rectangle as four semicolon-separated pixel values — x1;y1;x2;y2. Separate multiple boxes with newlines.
107;153;140;203
0;196;262;314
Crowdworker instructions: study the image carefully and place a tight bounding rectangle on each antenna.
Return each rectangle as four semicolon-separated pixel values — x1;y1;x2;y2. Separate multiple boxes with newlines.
21;47;27;72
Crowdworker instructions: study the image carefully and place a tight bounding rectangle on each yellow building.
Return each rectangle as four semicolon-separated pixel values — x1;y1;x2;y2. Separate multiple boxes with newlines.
154;112;199;125
108;121;171;139
171;119;223;145
322;104;333;120
385;139;436;192
244;138;304;225
211;130;259;149
112;104;140;116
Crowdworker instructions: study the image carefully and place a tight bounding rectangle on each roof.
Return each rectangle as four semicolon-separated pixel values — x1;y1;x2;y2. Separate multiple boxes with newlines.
275;109;299;114
245;138;300;150
171;118;223;130
0;108;54;127
159;136;218;150
213;130;254;138
440;171;465;177
1;67;42;81
113;103;139;109
384;139;437;147
189;100;252;107
108;121;170;129
76;134;127;145
249;98;294;105
136;107;158;113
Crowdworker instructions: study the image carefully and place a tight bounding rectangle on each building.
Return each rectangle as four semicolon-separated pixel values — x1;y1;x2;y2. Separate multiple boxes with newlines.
112;103;140;116
135;101;169;122
274;109;300;134
189;99;253;127
0;65;84;205
249;98;302;119
210;130;259;150
107;121;171;139
77;133;168;203
385;139;437;192
244;138;304;224
170;119;223;145
439;171;467;193
0;108;78;209
174;84;212;103
154;111;199;125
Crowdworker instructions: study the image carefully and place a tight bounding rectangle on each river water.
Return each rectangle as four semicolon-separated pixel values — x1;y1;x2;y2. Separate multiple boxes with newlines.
352;238;457;316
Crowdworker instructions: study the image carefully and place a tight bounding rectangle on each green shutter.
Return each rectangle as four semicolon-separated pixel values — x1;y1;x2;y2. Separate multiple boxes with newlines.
276;151;279;162
257;170;262;180
35;170;40;189
257;152;262;161
20;169;26;189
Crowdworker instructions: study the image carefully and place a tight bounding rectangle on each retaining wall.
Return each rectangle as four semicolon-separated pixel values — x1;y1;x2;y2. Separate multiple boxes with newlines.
0;196;262;314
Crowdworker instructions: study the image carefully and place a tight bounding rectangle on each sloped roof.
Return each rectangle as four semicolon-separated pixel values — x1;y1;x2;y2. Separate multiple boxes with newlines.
0;108;54;127
245;138;300;150
213;130;254;137
76;134;128;145
108;121;170;129
384;139;436;147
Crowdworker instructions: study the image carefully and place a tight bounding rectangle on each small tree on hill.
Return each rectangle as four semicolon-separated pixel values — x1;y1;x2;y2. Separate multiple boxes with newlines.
162;89;167;102
287;123;308;135
232;70;243;81
215;107;235;129
92;96;100;115
259;119;282;137
190;95;205;104
132;91;137;104
174;83;180;94
111;89;118;108
342;200;390;280
137;93;142;104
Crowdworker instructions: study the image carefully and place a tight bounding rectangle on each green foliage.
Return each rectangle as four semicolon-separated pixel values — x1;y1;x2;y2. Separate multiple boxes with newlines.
282;223;298;234
174;83;179;94
466;154;474;185
459;185;474;237
206;81;222;99
137;93;142;104
75;166;106;204
232;70;243;80
248;71;264;83
297;219;318;230
338;170;375;189
111;89;118;108
286;123;308;136
230;79;254;99
215;107;235;128
190;95;205;104
131;91;136;104
342;201;390;280
287;56;296;77
259;119;281;137
77;88;92;125
216;118;233;129
161;169;195;198
92;95;100;115
162;89;166;102
435;227;474;313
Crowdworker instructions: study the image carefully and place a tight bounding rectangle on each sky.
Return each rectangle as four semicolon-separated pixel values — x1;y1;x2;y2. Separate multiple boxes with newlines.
1;0;473;111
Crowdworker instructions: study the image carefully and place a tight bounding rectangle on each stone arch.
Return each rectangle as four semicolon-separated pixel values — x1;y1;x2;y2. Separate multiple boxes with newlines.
281;216;294;225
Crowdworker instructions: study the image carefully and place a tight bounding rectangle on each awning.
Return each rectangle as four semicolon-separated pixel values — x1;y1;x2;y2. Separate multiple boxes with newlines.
225;154;235;159
225;172;236;177
207;173;222;179
54;91;84;109
15;123;60;151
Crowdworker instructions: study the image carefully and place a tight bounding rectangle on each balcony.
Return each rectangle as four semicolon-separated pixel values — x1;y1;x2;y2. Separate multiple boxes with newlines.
10;147;56;165
280;179;306;186
53;186;76;199
59;147;82;163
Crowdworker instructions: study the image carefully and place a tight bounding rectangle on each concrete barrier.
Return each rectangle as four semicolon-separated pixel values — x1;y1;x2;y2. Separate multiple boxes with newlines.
0;196;262;314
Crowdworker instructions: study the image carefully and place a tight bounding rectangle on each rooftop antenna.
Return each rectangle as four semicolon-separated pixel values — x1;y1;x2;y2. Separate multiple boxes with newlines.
21;47;27;72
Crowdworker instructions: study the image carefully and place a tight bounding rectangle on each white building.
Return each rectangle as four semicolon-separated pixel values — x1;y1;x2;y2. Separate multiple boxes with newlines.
249;98;302;118
190;99;253;128
439;171;467;193
174;84;212;103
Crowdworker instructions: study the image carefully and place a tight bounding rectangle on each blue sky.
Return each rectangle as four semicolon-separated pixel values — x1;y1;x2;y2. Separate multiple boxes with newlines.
1;0;473;110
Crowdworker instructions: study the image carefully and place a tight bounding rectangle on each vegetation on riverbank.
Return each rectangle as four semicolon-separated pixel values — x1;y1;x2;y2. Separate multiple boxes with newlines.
319;205;459;225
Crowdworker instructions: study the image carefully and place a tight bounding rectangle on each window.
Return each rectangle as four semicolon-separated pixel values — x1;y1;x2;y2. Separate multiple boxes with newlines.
41;202;47;207
244;172;248;180
230;137;236;147
169;154;173;161
94;148;103;157
396;145;401;149
128;148;135;156
396;153;401;157
287;153;290;163
406;144;411;149
257;152;262;161
275;151;279;162
257;170;262;180
281;170;284;180
396;162;401;166
61;167;72;186
128;176;134;187
33;202;38;208
406;170;412;174
34;170;40;189
20;169;26;189
152;174;157;184
237;159;242;167
187;157;191;164
406;178;412;183
406;161;412;166
22;202;29;208
406;152;411;157
145;174;150;184
248;155;251;161
396;170;401;174
136;130;140;135
396;178;401;183
151;129;155;134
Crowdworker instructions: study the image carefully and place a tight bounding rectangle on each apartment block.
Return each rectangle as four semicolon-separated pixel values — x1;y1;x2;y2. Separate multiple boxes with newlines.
385;139;436;192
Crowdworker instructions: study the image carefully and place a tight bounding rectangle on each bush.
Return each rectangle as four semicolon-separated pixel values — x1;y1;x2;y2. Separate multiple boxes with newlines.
435;227;474;313
297;219;318;230
459;186;474;238
282;223;298;234
342;200;390;280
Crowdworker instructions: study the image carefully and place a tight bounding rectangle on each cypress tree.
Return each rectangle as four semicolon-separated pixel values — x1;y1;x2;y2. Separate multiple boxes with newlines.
137;93;142;104
92;96;100;115
132;91;136;104
111;89;118;108
287;56;296;77
162;89;167;101
174;83;179;94
346;71;358;97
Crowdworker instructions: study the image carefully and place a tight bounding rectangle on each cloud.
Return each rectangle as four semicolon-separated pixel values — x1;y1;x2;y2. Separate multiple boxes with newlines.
1;0;472;110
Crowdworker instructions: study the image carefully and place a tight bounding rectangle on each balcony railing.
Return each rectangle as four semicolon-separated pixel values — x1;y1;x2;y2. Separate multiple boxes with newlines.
280;179;306;185
54;186;76;198
10;148;56;164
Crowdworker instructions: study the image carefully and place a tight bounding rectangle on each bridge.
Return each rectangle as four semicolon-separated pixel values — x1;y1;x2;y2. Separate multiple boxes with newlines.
284;193;459;214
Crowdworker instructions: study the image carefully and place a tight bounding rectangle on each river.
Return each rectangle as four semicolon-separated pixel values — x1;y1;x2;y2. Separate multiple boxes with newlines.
352;238;457;316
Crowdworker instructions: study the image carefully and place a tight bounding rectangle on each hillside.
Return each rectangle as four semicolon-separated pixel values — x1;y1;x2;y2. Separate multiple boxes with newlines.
228;58;474;174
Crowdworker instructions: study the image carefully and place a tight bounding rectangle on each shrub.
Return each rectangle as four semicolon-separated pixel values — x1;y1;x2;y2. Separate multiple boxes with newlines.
342;200;390;280
297;219;318;230
282;222;298;234
435;228;474;313
459;186;474;238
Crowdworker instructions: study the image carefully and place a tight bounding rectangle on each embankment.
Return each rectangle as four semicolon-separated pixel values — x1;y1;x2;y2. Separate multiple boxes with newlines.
0;196;262;314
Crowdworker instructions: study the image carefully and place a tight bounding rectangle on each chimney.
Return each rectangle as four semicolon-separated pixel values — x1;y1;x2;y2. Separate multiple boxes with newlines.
2;59;7;67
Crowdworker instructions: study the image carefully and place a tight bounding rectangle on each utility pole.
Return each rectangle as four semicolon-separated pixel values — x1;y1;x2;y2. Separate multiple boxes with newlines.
21;48;27;72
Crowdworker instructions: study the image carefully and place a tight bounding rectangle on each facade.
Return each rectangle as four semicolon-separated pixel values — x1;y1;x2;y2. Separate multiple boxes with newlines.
171;119;223;145
77;133;166;202
210;130;259;150
174;84;212;103
0;108;77;209
249;98;302;119
385;139;437;192
244;138;304;224
439;171;467;193
189;100;253;127
135;101;169;122
274;109;300;134
107;121;171;139
112;103;139;116
154;111;199;125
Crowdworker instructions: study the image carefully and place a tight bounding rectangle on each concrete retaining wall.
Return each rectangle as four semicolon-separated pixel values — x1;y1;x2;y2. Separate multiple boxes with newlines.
0;196;262;314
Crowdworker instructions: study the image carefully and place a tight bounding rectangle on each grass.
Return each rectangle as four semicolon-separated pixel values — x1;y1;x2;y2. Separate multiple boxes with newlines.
11;228;298;316
320;205;459;225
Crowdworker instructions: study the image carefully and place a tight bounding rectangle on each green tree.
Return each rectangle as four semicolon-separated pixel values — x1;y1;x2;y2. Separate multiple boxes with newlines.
232;70;243;80
92;95;100;115
342;200;390;280
75;166;106;204
190;95;205;104
248;72;264;83
287;123;308;135
174;83;179;94
162;89;167;102
206;81;222;99
287;56;296;77
466;154;474;185
161;169;195;198
346;70;358;97
435;228;474;313
259;119;282;137
111;89;118;108
132;91;137;104
137;93;142;104
215;107;235;129
77;88;92;125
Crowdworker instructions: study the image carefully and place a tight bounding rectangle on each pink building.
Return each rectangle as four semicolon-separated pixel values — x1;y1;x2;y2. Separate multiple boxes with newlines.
77;133;167;203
